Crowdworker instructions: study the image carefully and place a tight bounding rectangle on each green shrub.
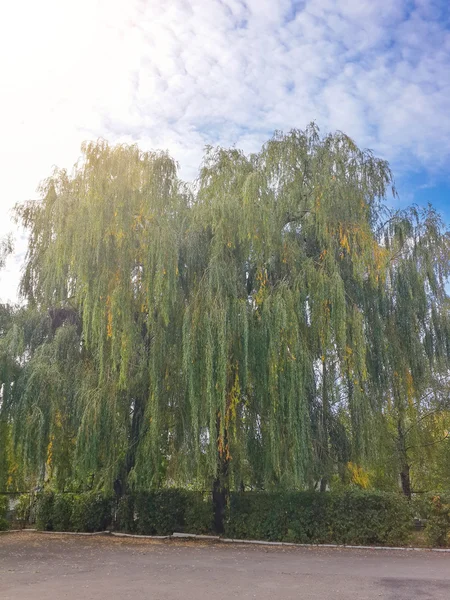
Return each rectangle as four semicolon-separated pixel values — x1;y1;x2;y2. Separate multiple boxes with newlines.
329;490;411;545
36;492;55;530
14;494;34;526
226;492;290;541
425;495;450;547
115;495;136;533
71;492;112;532
114;491;212;535
225;490;412;546
284;492;331;543
411;493;433;522
184;492;213;534
52;494;74;532
36;492;112;532
134;490;186;535
225;492;332;542
0;495;8;531
30;489;412;545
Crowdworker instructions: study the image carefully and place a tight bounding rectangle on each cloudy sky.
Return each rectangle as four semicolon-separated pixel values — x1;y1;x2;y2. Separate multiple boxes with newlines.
1;0;449;302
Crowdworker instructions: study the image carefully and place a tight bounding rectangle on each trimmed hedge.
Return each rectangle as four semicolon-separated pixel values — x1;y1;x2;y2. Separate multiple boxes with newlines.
14;488;447;547
36;492;54;530
52;493;74;531
32;490;213;535
225;491;413;546
0;494;35;529
115;491;213;535
0;495;8;531
72;493;112;532
424;494;450;547
15;494;34;526
36;492;112;532
185;491;214;534
134;490;186;535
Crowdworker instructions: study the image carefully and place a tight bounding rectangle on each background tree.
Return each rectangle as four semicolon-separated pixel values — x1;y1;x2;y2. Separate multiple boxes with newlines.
372;207;450;497
2;126;449;513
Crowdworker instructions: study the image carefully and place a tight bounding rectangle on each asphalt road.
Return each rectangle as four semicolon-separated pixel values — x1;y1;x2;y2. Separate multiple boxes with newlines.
1;532;450;599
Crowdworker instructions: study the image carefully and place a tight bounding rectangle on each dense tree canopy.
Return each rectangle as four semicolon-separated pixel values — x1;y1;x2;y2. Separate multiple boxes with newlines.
1;125;450;499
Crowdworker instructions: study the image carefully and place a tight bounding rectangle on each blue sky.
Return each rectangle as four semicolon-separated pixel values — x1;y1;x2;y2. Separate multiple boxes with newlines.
0;0;450;300
399;174;450;226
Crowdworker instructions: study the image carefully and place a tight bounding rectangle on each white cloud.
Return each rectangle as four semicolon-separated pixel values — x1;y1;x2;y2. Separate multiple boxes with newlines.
1;0;449;300
96;0;450;178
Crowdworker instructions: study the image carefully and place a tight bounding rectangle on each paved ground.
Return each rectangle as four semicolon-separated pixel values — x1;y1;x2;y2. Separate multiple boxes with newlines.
1;532;450;600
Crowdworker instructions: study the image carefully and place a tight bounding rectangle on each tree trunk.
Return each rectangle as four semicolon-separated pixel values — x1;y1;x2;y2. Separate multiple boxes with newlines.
212;472;227;534
397;418;412;499
400;463;412;500
320;358;330;492
212;412;229;534
123;395;145;490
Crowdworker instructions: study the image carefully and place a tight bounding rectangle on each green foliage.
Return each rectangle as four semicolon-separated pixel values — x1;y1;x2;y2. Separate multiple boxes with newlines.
35;492;111;532
21;489;417;546
425;494;450;547
70;493;112;532
133;490;186;535
1;126;450;500
115;491;212;535
0;234;13;272
328;491;412;545
14;494;34;526
31;490;213;535
0;495;8;530
52;494;74;531
115;495;136;533
184;492;213;534
225;491;412;546
36;492;54;530
0;422;10;491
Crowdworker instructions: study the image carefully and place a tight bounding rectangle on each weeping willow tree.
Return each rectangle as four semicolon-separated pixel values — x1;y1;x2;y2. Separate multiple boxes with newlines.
367;206;450;497
182;126;396;501
5;125;450;508
13;141;188;491
0;237;17;490
0;304;18;490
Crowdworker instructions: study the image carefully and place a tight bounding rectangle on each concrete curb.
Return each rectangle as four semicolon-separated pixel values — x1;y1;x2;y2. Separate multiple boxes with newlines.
37;530;110;536
172;532;220;541
2;528;450;552
1;528;106;537
0;528;37;534
219;538;450;553
111;532;170;540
